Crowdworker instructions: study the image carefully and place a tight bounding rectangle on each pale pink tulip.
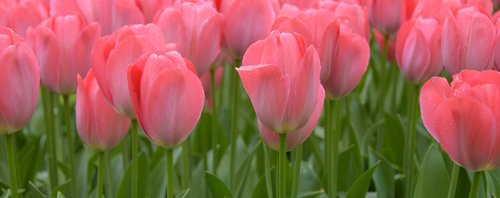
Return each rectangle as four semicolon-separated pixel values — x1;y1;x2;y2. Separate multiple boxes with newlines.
420;70;500;171
28;15;100;94
128;51;205;148
0;27;40;134
237;31;324;134
92;24;165;117
76;70;131;150
6;0;49;38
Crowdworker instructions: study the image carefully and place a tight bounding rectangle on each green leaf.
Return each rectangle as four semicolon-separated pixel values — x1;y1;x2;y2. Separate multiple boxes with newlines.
116;152;149;198
205;172;233;198
175;188;190;198
251;174;268;198
413;144;450;198
24;182;46;198
382;113;405;166
345;161;380;198
369;148;395;198
338;145;363;191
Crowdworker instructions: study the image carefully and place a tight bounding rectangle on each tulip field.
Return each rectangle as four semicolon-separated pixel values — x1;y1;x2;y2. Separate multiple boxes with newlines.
2;0;500;198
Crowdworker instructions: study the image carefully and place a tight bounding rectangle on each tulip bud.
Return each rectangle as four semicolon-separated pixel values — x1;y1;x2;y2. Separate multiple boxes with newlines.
92;24;165;117
0;27;40;134
76;70;131;150
420;70;500;171
28;14;100;94
396;17;443;84
368;0;403;34
155;1;222;76
441;6;495;74
128;51;205;148
237;31;324;134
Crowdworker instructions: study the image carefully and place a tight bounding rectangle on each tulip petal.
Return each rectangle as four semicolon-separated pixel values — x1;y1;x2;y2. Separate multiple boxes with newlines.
419;77;452;141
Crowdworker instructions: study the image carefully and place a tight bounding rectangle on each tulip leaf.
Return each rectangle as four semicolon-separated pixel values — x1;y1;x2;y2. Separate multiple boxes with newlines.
338;145;363;191
413;144;450;198
369;148;395;198
205;172;233;198
175;188;190;198
116;152;149;198
25;182;46;198
345;161;380;198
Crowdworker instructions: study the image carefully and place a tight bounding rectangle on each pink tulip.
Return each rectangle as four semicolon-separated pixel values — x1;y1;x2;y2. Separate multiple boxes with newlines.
222;0;279;57
5;0;49;38
420;70;500;171
76;69;131;150
237;31;324;134
259;85;324;151
128;51;205;148
374;30;396;61
155;1;222;76
441;6;495;74
92;24;165;117
396;17;443;83
28;15;100;94
51;0;145;35
368;0;403;34
279;0;319;9
323;1;370;40
493;11;500;70
135;0;175;23
0;27;40;134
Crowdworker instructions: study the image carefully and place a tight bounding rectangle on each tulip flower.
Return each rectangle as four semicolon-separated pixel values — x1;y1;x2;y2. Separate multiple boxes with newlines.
76;69;131;150
396;16;443;84
493;12;500;70
279;0;319;9
0;27;40;134
28;14;100;94
237;31;324;134
259;87;324;151
155;1;222;76
128;51;205;148
368;0;403;34
221;0;279;57
420;70;500;171
4;0;49;38
441;6;495;74
135;0;174;23
92;24;165;117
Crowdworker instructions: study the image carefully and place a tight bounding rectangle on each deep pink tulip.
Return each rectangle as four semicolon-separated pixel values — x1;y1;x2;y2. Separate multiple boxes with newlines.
28;15;100;94
0;27;40;134
128;51;205;148
222;0;279;57
396;17;443;83
76;69;131;150
51;0;145;35
368;0;403;34
441;6;495;74
155;1;222;76
420;70;500;171
259;84;324;151
92;24;165;117
237;31;324;134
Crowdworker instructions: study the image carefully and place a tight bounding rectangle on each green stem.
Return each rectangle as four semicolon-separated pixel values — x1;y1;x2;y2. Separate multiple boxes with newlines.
210;68;218;174
469;171;483;198
97;152;105;198
131;121;139;198
5;133;19;198
63;95;76;198
181;140;190;189
104;152;113;197
291;144;302;198
325;99;339;197
229;62;240;189
447;163;460;198
277;134;287;198
403;85;419;198
42;88;58;190
166;149;175;198
263;144;273;198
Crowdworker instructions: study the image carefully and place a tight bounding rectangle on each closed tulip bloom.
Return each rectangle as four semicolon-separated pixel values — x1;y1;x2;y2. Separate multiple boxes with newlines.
368;0;403;34
92;24;165;117
442;6;495;74
6;0;49;38
135;0;174;23
420;70;500;171
128;51;205;148
155;1;222;76
0;27;40;134
237;31;324;134
396;17;443;84
493;12;500;70
259;85;324;151
222;0;279;56
28;14;100;94
76;70;131;150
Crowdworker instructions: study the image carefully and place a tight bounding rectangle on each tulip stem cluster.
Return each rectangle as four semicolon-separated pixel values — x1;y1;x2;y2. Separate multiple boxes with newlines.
447;163;460;198
291;144;303;198
469;171;484;198
97;152;105;198
278;134;287;198
263;144;274;198
181;142;190;189
325;99;340;197
62;95;77;198
229;63;241;190
210;68;219;174
41;88;58;191
166;148;175;198
5;133;19;198
403;84;420;197
130;121;139;198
